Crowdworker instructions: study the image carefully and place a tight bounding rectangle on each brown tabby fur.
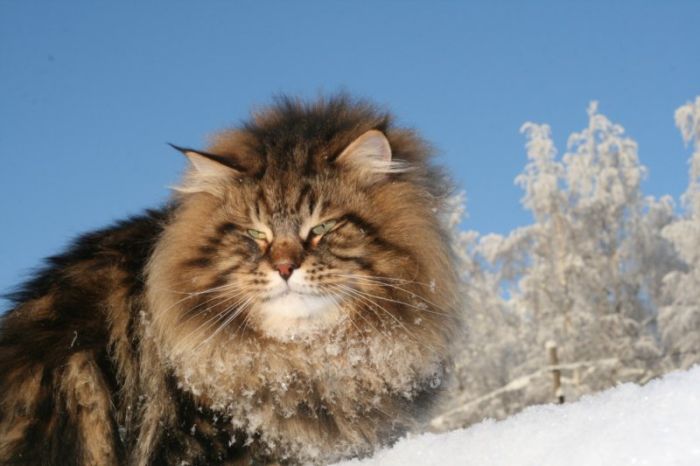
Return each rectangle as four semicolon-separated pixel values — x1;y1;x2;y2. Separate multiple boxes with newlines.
0;95;460;465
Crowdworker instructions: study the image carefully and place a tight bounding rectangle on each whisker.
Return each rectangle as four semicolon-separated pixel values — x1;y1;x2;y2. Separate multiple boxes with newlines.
230;292;266;339
324;289;368;337
153;280;251;323
334;273;435;288
157;278;249;298
341;279;449;317
326;285;389;339
334;284;439;352
325;284;392;341
332;274;450;316
313;285;360;331
335;284;414;334
175;293;252;351
194;295;256;351
179;284;250;320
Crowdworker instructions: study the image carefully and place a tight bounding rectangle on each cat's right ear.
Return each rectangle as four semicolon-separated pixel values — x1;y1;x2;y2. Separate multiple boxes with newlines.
168;143;243;196
334;130;410;184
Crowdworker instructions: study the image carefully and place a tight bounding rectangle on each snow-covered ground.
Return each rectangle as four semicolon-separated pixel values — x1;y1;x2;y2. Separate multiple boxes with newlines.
336;366;700;466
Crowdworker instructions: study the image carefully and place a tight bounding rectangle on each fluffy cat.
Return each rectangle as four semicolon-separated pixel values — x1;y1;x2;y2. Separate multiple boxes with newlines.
0;95;460;465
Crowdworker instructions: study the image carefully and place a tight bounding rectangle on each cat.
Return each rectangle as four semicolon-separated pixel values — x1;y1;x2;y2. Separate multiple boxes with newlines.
0;95;460;465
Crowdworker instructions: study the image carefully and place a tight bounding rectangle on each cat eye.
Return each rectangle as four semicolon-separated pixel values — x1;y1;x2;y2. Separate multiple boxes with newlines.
311;220;337;236
247;229;267;240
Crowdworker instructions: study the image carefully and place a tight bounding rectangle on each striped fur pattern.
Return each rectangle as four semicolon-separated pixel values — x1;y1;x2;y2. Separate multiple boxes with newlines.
0;96;460;465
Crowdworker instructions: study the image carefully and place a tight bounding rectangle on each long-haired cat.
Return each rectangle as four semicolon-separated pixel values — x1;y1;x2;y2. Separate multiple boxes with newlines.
0;95;460;465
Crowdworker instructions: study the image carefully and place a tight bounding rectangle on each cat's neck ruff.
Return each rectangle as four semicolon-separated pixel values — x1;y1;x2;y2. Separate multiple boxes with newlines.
149;299;444;461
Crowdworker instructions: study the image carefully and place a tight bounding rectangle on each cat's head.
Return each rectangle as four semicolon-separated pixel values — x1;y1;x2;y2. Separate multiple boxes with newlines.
147;95;458;346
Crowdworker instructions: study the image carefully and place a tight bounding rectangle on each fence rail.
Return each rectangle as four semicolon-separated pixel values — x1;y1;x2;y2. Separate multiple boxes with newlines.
431;345;700;432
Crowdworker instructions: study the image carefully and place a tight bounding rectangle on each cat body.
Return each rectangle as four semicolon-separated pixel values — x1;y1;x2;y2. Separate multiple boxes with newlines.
0;96;459;465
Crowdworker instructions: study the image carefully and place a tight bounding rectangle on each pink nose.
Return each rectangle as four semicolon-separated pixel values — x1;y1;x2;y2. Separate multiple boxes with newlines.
275;263;295;280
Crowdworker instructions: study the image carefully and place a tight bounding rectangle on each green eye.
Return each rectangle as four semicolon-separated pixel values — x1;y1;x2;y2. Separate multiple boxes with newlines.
311;220;337;236
247;229;267;240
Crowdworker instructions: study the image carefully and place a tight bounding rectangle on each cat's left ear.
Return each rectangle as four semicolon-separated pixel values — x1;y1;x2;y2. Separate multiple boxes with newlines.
335;130;409;181
168;143;244;196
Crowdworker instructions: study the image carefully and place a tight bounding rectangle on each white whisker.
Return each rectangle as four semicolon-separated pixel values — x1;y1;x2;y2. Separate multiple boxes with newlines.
174;292;253;351
332;273;450;316
334;283;440;352
325;284;394;341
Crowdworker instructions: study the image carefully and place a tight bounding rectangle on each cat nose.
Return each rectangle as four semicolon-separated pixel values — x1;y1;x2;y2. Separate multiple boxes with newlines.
275;262;296;280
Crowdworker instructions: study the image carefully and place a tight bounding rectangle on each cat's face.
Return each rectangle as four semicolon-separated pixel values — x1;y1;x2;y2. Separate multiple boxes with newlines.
219;172;381;339
148;98;456;344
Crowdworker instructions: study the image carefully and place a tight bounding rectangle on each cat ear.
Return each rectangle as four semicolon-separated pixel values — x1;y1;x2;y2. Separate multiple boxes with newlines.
335;130;409;180
168;143;243;195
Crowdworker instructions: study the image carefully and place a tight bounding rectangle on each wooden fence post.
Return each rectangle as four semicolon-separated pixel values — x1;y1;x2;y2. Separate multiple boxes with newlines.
546;341;565;404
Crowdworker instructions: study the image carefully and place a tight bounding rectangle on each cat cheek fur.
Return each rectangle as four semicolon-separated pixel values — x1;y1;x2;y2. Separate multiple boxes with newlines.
0;95;461;465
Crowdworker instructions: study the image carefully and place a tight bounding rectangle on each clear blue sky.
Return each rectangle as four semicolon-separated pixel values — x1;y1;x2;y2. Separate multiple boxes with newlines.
1;1;699;308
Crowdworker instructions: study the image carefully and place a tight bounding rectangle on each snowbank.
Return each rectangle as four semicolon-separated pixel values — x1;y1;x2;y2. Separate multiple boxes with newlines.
336;366;700;466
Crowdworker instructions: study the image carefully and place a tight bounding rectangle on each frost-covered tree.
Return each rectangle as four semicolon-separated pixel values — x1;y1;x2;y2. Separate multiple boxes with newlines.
450;198;519;386
436;100;695;432
659;96;700;369
435;194;524;429
476;103;675;402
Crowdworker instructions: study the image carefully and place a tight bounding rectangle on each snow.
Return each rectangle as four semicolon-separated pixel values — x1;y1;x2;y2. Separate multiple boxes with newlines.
336;366;700;466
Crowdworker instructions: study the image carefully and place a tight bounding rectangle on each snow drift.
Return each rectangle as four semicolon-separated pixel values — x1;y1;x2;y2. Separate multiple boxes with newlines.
336;366;700;466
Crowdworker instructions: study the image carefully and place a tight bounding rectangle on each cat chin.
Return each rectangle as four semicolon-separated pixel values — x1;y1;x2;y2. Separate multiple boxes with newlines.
253;291;344;341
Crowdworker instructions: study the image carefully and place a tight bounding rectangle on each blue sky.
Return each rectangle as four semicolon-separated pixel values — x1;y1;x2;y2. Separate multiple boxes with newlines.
1;1;699;308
